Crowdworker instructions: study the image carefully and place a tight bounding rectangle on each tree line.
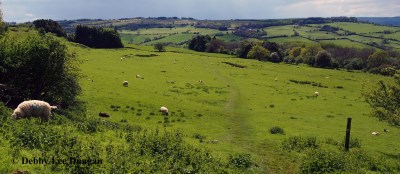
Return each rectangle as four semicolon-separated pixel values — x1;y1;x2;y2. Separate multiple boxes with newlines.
188;35;400;76
74;25;124;48
32;19;124;48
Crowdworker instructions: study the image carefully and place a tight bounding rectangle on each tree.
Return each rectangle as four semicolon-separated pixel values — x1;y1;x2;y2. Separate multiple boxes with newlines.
364;73;400;126
247;45;270;61
188;35;211;52
300;44;323;66
0;1;4;34
314;50;332;68
0;32;80;108
154;42;166;52
33;19;67;37
74;25;123;48
367;50;388;69
206;37;225;53
289;47;302;58
236;42;254;58
269;52;281;63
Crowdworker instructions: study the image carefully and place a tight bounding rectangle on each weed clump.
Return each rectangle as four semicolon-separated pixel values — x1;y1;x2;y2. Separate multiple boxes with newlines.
228;153;255;169
282;136;319;152
269;126;285;135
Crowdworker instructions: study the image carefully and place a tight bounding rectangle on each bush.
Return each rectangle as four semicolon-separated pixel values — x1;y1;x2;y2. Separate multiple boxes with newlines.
300;149;345;173
364;74;400;126
154;42;166;52
247;45;270;61
0;31;81;108
301;149;393;174
269;126;285;135
269;52;281;63
228;153;254;169
315;50;333;68
282;136;319;152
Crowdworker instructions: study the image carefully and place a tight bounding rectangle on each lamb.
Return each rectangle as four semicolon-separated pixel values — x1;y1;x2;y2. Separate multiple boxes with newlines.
160;106;169;116
136;75;141;78
314;91;319;96
372;131;379;136
199;80;203;84
12;100;57;121
123;81;129;87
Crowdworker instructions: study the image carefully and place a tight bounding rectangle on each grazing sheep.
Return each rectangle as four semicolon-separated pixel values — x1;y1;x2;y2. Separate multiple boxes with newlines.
99;112;110;118
384;129;389;133
210;139;219;144
314;91;319;96
136;75;141;78
123;81;129;87
12;100;57;121
372;131;379;136
199;80;203;84
160;106;169;116
274;77;278;82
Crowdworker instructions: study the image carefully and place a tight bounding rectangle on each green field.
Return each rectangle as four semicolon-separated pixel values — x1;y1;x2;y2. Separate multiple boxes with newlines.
264;25;295;37
328;22;400;34
3;23;400;173
319;39;375;48
72;44;399;172
118;22;400;50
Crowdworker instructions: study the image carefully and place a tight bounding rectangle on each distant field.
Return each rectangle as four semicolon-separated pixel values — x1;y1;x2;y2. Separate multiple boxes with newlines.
328;22;400;34
320;39;375;48
117;22;400;50
347;35;383;44
267;36;316;43
264;25;295;37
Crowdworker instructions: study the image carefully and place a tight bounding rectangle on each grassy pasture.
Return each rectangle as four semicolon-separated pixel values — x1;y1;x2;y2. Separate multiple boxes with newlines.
74;44;399;172
319;39;375;48
329;22;399;34
267;36;316;44
264;25;295;37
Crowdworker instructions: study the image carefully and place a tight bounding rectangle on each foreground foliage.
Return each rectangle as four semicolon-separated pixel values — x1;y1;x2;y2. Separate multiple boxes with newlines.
0;103;253;173
0;30;80;108
365;73;400;126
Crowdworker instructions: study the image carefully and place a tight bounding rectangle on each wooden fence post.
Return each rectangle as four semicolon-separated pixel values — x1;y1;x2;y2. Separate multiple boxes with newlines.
345;117;352;151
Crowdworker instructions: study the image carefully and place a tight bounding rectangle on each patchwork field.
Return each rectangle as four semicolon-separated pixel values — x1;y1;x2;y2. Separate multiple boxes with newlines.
120;22;400;51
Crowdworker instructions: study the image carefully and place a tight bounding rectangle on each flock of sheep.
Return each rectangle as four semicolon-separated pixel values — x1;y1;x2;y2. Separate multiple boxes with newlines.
9;71;385;139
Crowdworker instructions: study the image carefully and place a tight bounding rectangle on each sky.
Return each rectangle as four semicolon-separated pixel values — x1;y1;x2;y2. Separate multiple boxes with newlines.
2;0;400;23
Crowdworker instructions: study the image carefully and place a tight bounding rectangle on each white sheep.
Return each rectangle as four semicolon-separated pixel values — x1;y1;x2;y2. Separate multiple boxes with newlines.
372;131;379;136
123;81;129;87
136;75;141;78
315;91;319;96
160;106;169;116
199;80;203;83
12;100;57;121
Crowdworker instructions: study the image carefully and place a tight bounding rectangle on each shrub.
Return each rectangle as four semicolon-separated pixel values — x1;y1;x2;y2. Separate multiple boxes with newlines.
300;149;345;173
282;136;319;152
315;50;333;68
364;74;400;126
154;42;166;52
247;45;270;61
0;32;81;108
228;153;254;169
269;126;285;135
269;52;281;63
301;149;393;174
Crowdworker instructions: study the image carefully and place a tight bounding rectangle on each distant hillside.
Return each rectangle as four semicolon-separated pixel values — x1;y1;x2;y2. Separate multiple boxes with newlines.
358;17;400;26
